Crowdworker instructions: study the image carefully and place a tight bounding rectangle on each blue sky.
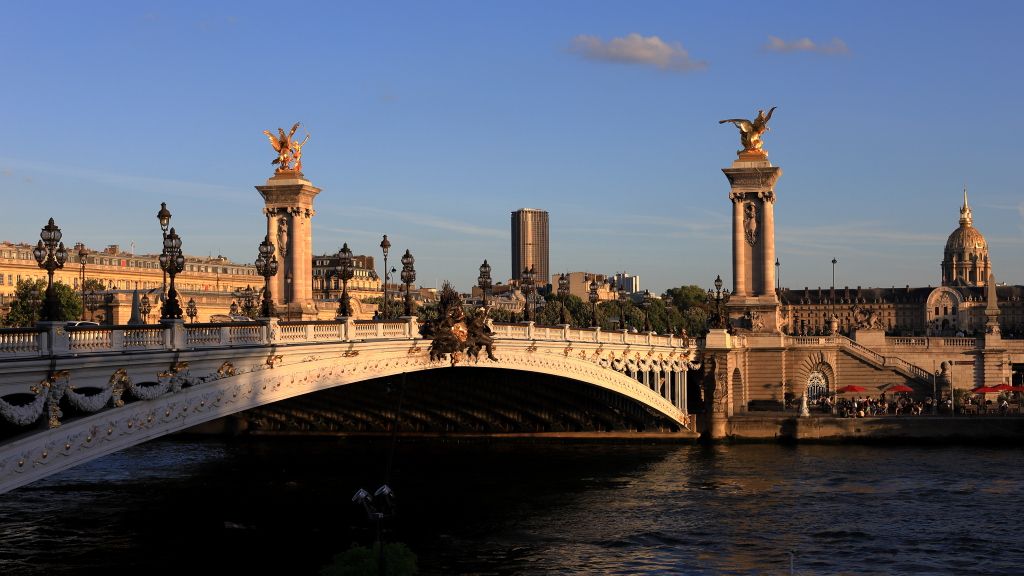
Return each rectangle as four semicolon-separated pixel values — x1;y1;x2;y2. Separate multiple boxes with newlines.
2;1;1023;294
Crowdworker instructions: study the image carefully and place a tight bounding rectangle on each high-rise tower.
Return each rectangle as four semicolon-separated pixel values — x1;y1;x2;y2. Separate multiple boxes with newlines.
511;208;549;285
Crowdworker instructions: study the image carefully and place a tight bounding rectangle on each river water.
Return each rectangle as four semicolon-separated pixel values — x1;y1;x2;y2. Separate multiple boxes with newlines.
0;437;1022;575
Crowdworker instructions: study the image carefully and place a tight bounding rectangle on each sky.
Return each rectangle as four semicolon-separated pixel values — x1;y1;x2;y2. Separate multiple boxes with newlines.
2;1;1023;294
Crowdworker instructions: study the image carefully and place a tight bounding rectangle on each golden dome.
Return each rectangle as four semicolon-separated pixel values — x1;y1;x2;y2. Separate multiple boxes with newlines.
944;188;987;254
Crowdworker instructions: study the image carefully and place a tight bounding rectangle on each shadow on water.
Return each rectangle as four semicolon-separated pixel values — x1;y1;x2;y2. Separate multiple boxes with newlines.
1;438;1023;575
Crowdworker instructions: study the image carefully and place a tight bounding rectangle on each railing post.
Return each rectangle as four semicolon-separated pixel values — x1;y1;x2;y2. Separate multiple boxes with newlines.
111;328;125;351
593;326;600;343
264;318;281;344
343;316;356;341
560;323;570;340
304;323;316;341
40;322;69;356
620;329;627;344
403;316;421;339
161;319;186;351
525;321;535;339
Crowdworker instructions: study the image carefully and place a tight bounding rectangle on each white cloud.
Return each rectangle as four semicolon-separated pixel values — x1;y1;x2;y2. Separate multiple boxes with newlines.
569;33;707;72
764;36;849;55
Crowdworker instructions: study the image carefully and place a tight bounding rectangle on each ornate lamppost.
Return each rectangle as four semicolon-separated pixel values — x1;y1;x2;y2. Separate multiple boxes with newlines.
76;243;88;320
558;273;571;325
233;285;258;318
140;293;151;323
642;289;653;332
255;235;279;318
706;274;731;330
618;289;629;331
830;257;838;334
185;298;198;323
336;242;354;318
521;265;535;322
229;301;239;316
379;234;391;319
588;278;599;328
775;257;781;293
85;289;103;322
156;202;172;300
401;249;416;317
32;218;69;322
158;227;185;319
477;259;492;309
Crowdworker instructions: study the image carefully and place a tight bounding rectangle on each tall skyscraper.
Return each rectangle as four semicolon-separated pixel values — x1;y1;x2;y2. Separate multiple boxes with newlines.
511;208;549;285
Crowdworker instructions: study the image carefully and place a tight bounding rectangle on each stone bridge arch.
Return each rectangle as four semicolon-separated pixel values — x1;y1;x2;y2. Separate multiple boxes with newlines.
0;341;693;495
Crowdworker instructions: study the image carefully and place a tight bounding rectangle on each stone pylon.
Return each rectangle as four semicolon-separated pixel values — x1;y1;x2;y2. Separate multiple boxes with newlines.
722;150;782;332
256;170;321;320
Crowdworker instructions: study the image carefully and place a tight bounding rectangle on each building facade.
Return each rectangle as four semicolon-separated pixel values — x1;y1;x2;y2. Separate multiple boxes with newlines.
511;208;549;286
776;194;1023;338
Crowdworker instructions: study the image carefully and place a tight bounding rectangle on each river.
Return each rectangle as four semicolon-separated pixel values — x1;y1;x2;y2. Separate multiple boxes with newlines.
0;437;1022;575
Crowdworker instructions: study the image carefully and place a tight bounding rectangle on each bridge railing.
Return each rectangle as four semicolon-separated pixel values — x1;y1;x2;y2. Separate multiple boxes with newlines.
0;316;695;359
0;327;43;357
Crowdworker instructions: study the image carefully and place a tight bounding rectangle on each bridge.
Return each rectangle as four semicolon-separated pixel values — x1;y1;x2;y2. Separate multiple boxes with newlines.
0;318;700;495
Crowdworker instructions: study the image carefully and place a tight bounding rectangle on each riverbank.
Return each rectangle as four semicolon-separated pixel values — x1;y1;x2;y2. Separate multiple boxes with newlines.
184;414;1024;445
726;414;1024;443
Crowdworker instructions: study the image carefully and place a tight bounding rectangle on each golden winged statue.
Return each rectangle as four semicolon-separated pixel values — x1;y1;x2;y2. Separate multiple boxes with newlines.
719;106;776;155
263;122;310;174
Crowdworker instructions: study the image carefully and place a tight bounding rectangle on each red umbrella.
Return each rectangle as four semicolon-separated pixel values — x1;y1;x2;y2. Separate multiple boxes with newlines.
885;384;914;393
990;384;1013;392
836;385;867;393
972;386;997;394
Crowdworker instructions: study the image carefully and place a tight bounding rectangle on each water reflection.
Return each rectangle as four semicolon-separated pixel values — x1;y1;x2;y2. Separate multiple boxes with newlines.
0;439;1022;575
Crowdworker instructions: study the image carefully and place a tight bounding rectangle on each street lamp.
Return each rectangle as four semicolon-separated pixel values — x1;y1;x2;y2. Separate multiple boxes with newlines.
255;235;279;318
618;289;629;331
831;257;838;334
521;265;535;322
588;278;599;328
140;293;151;323
235;285;258;318
76;243;88;321
85;289;104;322
33;218;69;322
401;249;415;317
477;259;492;309
336;242;354;318
156;202;172;300
775;257;780;293
706;274;731;330
158;227;185;319
185;298;198;323
379;234;391;319
557;273;571;325
642;289;652;332
352;484;397;576
230;301;239;316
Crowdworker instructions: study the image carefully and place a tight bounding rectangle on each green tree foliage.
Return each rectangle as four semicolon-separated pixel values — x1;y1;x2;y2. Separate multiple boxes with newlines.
663;285;711;335
360;296;404;319
319;542;418;576
4;279;83;327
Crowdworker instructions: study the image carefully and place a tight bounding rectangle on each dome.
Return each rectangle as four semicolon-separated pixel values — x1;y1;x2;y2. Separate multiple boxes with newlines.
945;224;987;253
944;188;987;252
941;188;990;287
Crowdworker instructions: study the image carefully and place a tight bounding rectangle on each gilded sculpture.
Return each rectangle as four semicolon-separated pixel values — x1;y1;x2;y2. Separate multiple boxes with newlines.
719;106;776;155
263;122;310;174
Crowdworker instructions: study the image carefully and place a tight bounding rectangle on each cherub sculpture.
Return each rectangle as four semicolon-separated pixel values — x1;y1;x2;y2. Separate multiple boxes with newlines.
719;107;776;154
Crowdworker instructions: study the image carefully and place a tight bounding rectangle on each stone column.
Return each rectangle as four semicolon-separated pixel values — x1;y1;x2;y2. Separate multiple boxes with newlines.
732;199;747;296
256;172;321;320
722;152;782;332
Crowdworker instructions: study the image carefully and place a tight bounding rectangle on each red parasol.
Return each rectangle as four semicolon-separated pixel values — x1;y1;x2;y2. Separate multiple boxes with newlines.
885;384;914;393
971;386;997;394
835;385;867;393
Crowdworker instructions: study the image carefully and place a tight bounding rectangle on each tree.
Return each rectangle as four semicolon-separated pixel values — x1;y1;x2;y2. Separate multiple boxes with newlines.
4;279;83;327
663;285;711;335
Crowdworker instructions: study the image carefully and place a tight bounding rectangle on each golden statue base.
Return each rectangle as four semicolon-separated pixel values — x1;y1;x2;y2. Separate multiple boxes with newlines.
737;149;768;161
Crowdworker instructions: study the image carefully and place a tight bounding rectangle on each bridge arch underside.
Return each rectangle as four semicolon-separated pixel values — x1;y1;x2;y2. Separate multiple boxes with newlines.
243;367;682;435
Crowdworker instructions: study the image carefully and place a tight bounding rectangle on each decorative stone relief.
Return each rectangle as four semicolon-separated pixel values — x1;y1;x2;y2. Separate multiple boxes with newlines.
744;202;758;246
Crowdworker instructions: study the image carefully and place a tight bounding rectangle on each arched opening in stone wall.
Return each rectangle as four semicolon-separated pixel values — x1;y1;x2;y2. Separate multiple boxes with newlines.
731;367;743;415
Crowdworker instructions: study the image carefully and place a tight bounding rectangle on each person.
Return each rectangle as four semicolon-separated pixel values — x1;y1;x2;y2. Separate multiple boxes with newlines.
1000;397;1009;416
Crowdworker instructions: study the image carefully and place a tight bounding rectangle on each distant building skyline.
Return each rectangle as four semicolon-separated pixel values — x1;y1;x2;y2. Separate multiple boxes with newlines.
511;208;549;287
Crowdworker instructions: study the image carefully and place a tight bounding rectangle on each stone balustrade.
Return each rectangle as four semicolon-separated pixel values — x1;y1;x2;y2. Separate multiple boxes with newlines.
0;319;694;359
